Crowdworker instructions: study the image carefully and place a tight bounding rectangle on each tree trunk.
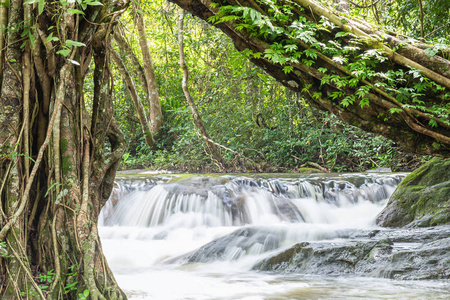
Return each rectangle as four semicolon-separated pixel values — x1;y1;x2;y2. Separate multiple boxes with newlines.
171;0;450;157
1;1;127;299
111;48;156;147
178;9;227;171
132;1;164;138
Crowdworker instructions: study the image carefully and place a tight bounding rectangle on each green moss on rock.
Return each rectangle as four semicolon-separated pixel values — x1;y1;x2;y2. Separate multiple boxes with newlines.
297;167;320;173
376;158;450;227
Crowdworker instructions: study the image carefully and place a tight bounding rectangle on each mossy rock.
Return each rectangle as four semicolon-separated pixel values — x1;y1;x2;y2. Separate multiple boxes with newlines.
376;158;450;227
297;167;321;173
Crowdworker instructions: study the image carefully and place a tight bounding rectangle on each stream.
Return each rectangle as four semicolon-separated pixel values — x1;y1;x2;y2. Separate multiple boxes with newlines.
98;173;450;299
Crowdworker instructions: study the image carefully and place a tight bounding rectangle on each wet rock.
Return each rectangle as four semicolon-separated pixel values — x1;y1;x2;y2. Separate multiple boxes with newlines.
253;226;450;280
181;227;282;263
376;158;450;227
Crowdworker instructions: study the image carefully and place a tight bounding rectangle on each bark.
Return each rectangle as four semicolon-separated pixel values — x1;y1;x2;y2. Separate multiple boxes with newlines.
132;1;164;138
178;9;227;171
171;0;450;157
0;0;7;83
1;1;128;299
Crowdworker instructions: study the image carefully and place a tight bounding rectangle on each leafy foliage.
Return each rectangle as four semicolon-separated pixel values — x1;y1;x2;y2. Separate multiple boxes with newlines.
112;0;438;172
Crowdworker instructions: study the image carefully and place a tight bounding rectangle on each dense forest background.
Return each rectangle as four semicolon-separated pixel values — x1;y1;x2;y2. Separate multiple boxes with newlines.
110;0;448;173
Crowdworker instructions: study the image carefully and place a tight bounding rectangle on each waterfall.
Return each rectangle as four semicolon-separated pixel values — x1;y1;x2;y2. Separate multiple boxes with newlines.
100;173;403;229
98;173;450;300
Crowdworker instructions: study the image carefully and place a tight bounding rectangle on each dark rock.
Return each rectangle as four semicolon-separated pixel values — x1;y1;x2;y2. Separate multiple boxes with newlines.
177;227;283;263
376;158;450;227
253;226;450;280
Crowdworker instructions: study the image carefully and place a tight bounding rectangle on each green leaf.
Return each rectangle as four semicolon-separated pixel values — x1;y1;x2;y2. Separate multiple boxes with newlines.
330;91;344;100
20;40;27;49
38;0;44;15
45;32;59;44
304;48;317;59
424;47;438;58
283;65;293;74
68;9;85;15
283;44;298;52
388;108;403;114
85;0;103;6
348;78;359;87
356;85;371;99
359;98;370;108
65;39;86;47
335;31;349;38
252;52;262;59
257;73;271;82
0;0;9;8
428;118;438;128
45;183;62;197
341;95;355;107
57;49;71;57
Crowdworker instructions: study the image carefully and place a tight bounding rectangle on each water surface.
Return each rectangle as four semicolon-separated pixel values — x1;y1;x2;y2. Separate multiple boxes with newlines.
99;173;450;299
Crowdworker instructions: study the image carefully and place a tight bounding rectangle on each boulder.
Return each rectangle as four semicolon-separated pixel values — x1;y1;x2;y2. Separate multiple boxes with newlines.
376;158;450;227
252;226;450;280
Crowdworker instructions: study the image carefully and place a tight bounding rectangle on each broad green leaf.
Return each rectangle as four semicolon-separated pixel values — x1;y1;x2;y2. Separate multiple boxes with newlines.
65;39;86;47
57;49;71;57
335;31;349;38
68;8;85;15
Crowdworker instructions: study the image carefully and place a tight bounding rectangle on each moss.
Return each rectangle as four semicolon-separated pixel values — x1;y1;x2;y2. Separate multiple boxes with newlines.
61;138;73;176
377;158;450;227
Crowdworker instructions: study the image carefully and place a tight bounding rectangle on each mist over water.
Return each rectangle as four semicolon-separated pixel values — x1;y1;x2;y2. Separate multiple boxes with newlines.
99;173;450;299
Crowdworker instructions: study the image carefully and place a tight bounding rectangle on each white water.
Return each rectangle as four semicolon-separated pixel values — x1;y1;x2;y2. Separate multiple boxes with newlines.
99;174;450;299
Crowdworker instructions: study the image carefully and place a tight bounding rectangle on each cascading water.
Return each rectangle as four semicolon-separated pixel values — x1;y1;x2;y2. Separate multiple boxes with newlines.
99;173;450;299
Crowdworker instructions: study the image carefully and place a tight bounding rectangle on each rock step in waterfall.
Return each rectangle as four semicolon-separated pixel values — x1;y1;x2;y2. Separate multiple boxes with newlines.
101;173;403;228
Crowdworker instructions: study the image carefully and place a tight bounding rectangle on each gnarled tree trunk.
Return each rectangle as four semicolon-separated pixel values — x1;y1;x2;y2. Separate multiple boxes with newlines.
171;0;450;157
1;1;127;299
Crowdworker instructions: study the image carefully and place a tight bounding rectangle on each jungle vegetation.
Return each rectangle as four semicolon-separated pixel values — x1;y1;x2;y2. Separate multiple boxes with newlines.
0;0;448;299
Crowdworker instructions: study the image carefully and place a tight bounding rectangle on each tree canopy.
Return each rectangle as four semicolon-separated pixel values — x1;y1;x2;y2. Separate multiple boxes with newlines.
172;0;450;157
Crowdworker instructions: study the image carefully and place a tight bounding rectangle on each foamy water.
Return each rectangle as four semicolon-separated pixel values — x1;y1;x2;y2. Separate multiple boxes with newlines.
99;174;450;299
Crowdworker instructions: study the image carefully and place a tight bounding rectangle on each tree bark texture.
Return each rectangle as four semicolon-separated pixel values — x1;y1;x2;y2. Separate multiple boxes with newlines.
171;0;450;157
132;1;164;138
0;1;128;299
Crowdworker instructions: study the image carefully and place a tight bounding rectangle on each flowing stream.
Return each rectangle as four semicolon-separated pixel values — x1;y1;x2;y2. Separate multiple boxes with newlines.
99;173;450;299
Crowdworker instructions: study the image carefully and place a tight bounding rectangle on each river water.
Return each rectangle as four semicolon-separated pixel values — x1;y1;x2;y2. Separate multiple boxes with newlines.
98;173;450;299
